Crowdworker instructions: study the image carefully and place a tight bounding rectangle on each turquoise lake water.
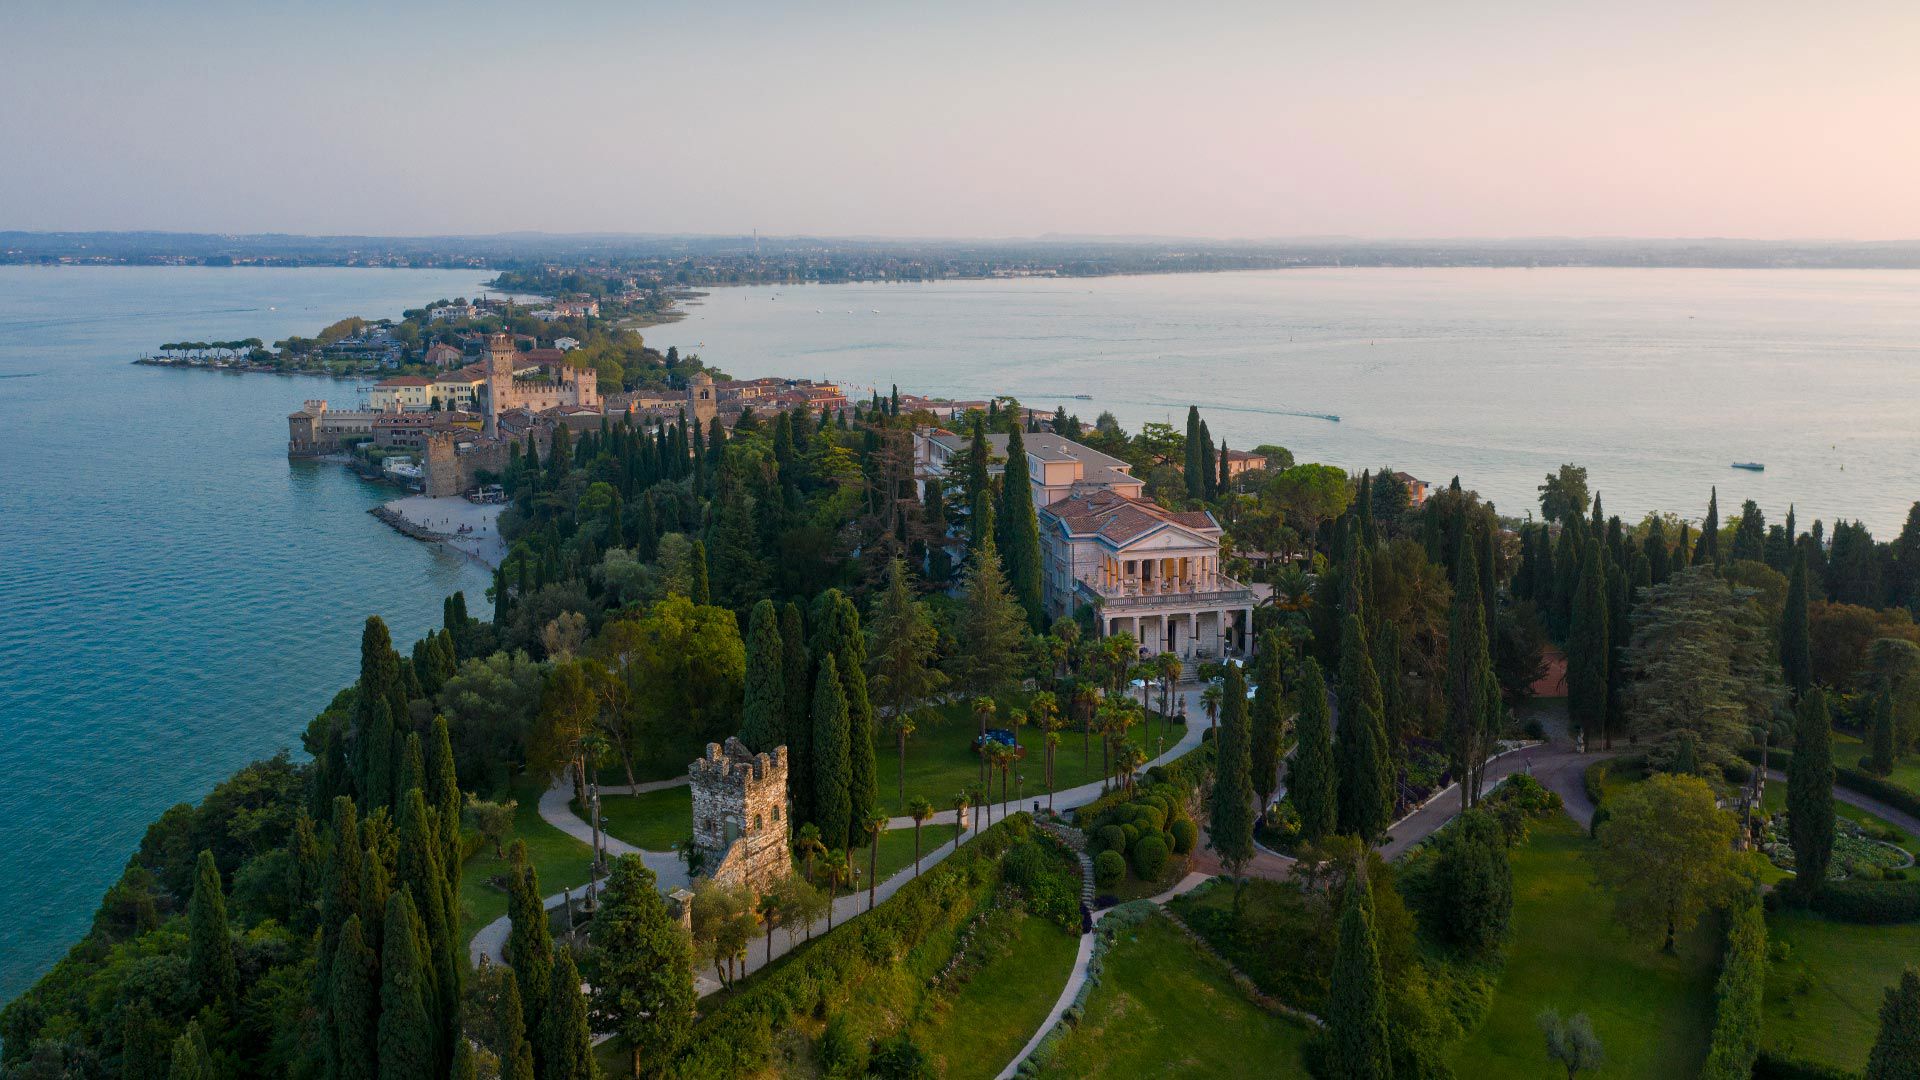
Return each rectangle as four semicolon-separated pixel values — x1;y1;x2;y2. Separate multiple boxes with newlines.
648;268;1920;535
0;267;493;1002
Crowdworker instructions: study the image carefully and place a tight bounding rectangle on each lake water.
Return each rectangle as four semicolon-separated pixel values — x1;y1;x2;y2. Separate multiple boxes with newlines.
644;268;1920;535
0;267;493;1002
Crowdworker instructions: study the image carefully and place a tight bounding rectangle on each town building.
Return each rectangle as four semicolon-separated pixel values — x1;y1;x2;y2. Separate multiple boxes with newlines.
914;427;1254;663
554;336;581;351
1393;471;1430;507
365;375;435;411
425;343;465;368
1221;449;1269;477
689;738;791;894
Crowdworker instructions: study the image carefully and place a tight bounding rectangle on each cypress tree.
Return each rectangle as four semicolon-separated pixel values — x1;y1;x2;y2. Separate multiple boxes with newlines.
1645;517;1672;584
357;616;409;798
781;602;813;824
996;423;1047;630
1696;487;1721;566
1218;438;1232;496
1355;471;1377;549
1335;613;1392;840
1250;632;1287;815
1184;406;1204;499
1788;688;1836;898
505;842;551;1062
1605;557;1630;747
186;849;236;1007
1551;524;1580;639
1327;874;1392;1080
1868;968;1920;1079
587;856;696;1077
495;968;537;1080
167;1020;212;1080
1568;546;1610;749
332;915;379;1080
541;948;595;1080
963;416;994;559
378;891;436;1080
1199;421;1217;500
1376;622;1406;777
364;699;397;815
689;539;710;605
740;600;786;753
811;654;854;850
1782;548;1813;701
1536;521;1558;610
396;789;456;1061
1210;663;1256;883
426;716;461;894
1288;659;1338;843
1447;540;1497;807
1732;499;1767;563
1871;689;1897;776
814;592;877;846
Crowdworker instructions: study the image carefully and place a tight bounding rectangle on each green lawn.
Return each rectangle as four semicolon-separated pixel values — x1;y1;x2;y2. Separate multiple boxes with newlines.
911;911;1081;1079
1029;912;1314;1078
1448;816;1719;1079
1763;908;1920;1072
1169;878;1326;1012
1759;780;1916;846
456;773;596;948
595;785;693;852
875;698;1158;817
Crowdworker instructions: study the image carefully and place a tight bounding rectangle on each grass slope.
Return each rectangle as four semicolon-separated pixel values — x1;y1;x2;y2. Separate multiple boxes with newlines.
912;912;1081;1079
1448;816;1718;1079
1031;912;1313;1078
1763;908;1920;1073
456;772;593;946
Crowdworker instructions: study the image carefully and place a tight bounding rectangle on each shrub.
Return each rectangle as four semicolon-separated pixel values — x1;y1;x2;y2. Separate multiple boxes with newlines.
1807;878;1920;924
817;1013;864;1079
1131;835;1169;881
1095;825;1126;855
1094;850;1125;888
1170;819;1197;854
1121;823;1141;847
1480;773;1563;846
1132;801;1167;832
869;1035;935;1080
1753;1050;1857;1080
1700;900;1767;1080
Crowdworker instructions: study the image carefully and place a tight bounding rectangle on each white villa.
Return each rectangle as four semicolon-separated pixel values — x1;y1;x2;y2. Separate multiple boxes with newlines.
914;427;1256;664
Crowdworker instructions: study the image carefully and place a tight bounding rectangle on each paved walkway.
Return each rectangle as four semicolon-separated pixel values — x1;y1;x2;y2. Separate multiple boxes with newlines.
1764;768;1920;839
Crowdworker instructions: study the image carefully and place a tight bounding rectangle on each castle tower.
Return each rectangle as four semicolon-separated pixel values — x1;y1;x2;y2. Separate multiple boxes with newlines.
688;371;717;428
482;331;516;438
688;737;790;894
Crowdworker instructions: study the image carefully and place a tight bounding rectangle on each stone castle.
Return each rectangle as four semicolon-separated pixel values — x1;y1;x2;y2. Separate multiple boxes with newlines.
689;738;791;894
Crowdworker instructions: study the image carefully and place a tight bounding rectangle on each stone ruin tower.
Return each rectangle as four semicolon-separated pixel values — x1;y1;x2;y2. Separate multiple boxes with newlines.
689;737;790;894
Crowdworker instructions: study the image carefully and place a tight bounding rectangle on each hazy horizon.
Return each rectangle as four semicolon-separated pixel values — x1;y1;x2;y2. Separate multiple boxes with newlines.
8;2;1920;240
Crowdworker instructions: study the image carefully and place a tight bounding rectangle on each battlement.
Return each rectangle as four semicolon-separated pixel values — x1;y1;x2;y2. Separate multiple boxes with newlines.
691;737;786;789
689;736;791;894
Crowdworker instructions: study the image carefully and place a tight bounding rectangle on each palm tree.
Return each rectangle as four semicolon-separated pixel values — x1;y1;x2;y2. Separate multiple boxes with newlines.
794;823;825;888
1094;701;1129;790
865;810;889;910
1114;743;1148;797
952;791;971;844
1129;661;1156;713
1043;731;1061;811
1201;681;1223;736
972;696;997;787
758;889;783;966
987;742;1014;811
1156;652;1183;732
891;710;917;807
824;849;850;930
907;797;935;875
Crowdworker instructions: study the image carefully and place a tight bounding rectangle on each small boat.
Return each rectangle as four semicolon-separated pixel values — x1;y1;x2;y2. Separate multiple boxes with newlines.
1731;462;1765;471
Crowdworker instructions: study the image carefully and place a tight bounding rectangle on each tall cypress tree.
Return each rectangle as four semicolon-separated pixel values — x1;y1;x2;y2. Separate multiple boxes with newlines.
541;949;595;1080
505;841;551;1066
814;592;877;846
332;914;379;1080
1250;632;1287;815
740;600;786;753
1376;622;1406;778
186;849;236;1007
1198;420;1217;501
1335;613;1392;840
395;789;456;1064
1644;517;1671;585
1447;540;1497;807
1210;663;1256;884
378;891;436;1080
426;717;461;896
1288;659;1338;843
780;602;813;824
963;416;994;560
689;539;710;605
167;1020;213;1080
1782;548;1813;701
1871;689;1897;776
363;699;397;816
996;423;1047;630
1568;546;1611;748
1184;406;1204;499
357;616;409;799
811;654;854;850
1696;487;1721;566
1868;968;1920;1079
495;968;537;1080
1787;688;1836;898
1327;873;1392;1080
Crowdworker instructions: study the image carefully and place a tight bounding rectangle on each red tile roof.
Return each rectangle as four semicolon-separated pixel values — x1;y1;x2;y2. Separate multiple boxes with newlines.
1041;487;1218;545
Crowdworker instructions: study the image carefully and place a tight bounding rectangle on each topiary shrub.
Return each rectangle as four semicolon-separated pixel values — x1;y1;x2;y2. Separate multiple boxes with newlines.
1132;835;1169;881
1170;818;1198;854
1132;802;1167;832
1094;849;1125;888
1096;825;1126;855
1121;823;1142;847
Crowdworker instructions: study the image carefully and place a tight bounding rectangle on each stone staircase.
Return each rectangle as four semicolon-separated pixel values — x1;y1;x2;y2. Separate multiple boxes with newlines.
1040;821;1097;908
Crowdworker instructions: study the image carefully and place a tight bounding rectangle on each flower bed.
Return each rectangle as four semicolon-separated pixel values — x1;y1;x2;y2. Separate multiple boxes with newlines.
1760;812;1913;881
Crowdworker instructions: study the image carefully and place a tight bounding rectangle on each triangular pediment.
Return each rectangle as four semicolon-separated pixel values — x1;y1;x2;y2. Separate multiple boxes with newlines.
1112;522;1215;552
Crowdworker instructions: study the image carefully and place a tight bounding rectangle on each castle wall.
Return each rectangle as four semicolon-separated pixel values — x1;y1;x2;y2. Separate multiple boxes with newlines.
690;738;791;895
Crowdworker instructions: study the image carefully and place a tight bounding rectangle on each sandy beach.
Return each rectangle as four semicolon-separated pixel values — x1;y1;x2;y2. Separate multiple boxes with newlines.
379;495;506;568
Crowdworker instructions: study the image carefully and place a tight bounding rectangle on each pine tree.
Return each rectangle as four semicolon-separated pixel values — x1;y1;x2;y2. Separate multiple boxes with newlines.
1327;873;1392;1080
167;1020;212;1080
812;654;854;850
332;914;379;1080
495;967;537;1080
1447;540;1497;807
186;849;236;1007
540;948;595;1080
781;602;813;824
378;891;436;1080
1868;968;1920;1079
588;856;696;1078
1335;613;1392;840
1788;688;1836;898
505;842;552;1064
1249;632;1286;814
740;600;786;753
1210;663;1256;885
1696;488;1721;566
996;423;1047;629
1782;547;1813;701
869;559;946;804
1568;545;1610;748
1289;658;1338;843
949;535;1028;696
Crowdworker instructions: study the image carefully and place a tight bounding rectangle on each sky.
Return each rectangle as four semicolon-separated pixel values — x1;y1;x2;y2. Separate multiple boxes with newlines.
6;0;1920;240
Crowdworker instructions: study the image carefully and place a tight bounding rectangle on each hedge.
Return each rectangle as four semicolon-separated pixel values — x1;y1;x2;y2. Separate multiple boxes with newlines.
1807;878;1920;924
1753;1050;1859;1080
662;815;1029;1078
1699;899;1767;1080
1740;745;1920;823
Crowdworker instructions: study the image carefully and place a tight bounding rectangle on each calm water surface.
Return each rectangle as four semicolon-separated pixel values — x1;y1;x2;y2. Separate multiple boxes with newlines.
0;267;493;1001
647;268;1920;534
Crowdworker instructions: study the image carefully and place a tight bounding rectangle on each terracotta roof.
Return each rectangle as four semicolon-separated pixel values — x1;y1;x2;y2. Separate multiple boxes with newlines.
525;348;567;365
1041;487;1219;545
375;375;434;387
1222;449;1266;462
